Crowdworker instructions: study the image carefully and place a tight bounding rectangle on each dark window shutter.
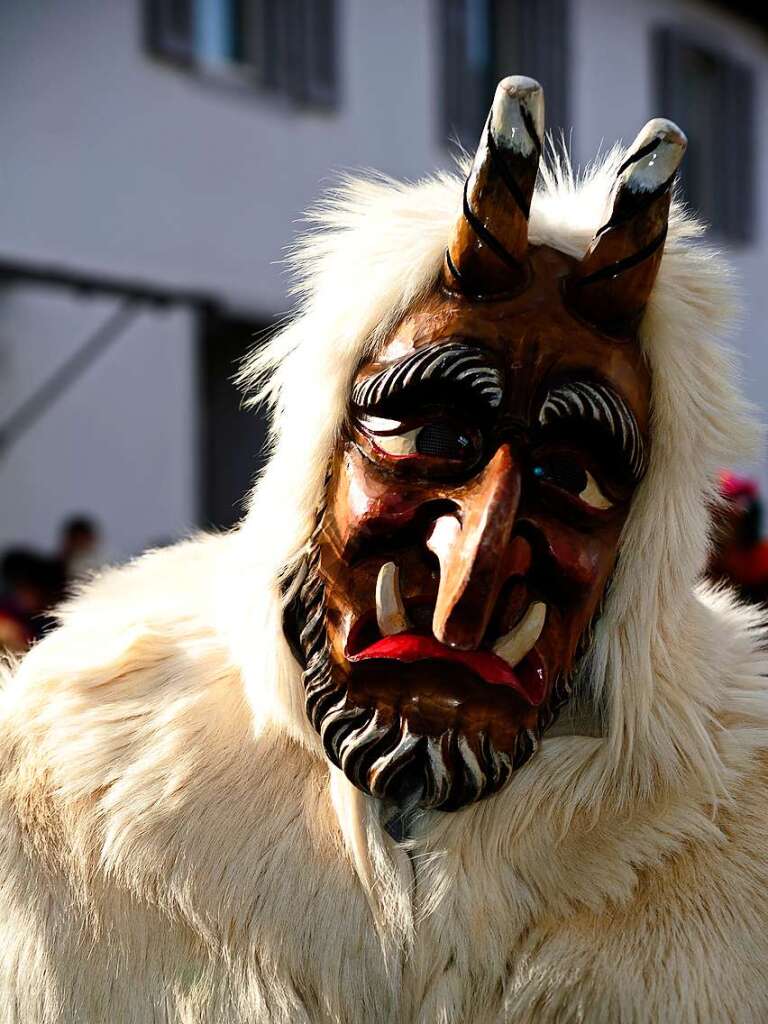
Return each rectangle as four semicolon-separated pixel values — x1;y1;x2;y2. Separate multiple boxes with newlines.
493;0;570;139
263;0;338;108
439;0;570;149
275;0;307;99
144;0;195;65
654;25;756;244
145;0;338;110
440;0;495;150
440;0;467;145
535;0;569;139
722;60;755;243
304;0;338;108
231;0;269;77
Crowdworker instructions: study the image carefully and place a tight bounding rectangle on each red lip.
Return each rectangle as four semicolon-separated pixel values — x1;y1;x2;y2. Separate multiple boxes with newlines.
348;633;547;706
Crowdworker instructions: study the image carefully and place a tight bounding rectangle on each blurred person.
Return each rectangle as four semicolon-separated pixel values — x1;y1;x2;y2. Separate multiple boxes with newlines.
4;78;768;1022
0;548;61;653
709;470;768;603
0;549;38;653
56;514;103;583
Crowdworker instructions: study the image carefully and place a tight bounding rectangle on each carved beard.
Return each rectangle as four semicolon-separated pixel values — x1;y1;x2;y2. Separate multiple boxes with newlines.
282;535;579;812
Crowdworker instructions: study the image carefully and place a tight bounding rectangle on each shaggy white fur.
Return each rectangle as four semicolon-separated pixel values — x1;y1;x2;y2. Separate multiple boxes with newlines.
2;152;768;1023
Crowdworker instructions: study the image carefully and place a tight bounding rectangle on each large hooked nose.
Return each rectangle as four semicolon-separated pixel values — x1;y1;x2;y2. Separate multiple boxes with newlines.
427;445;531;650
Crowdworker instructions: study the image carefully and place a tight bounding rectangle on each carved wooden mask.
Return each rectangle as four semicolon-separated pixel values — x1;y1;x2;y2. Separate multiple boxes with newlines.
285;77;686;811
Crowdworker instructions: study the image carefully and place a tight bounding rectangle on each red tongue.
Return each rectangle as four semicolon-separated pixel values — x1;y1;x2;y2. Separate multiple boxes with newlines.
348;634;546;706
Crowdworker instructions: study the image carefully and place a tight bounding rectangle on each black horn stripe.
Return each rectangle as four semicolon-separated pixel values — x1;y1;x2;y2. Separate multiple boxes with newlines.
443;248;466;292
518;102;543;159
596;178;676;236
616;135;663;177
486;127;535;220
574;226;668;287
461;179;527;276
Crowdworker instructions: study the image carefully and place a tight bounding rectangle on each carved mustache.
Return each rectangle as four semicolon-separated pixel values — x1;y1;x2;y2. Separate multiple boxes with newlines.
374;560;547;668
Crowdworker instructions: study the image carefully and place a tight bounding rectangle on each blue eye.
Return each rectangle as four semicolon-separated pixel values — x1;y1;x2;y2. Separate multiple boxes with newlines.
414;422;472;459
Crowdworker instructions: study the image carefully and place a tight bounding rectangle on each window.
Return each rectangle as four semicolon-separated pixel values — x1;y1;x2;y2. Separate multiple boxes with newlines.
654;27;755;244
145;0;338;109
439;0;570;150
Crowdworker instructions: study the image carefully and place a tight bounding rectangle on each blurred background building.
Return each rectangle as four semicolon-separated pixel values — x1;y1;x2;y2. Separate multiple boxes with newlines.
1;0;766;566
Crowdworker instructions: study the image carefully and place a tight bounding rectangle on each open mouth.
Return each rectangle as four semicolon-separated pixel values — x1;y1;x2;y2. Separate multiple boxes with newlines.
345;561;548;707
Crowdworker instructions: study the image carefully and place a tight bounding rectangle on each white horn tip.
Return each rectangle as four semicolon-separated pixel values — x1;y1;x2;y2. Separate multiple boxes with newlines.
491;76;544;153
620;118;687;193
634;117;687;151
497;75;543;103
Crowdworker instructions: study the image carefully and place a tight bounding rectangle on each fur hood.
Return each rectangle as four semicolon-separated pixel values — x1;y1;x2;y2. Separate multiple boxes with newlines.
226;149;766;820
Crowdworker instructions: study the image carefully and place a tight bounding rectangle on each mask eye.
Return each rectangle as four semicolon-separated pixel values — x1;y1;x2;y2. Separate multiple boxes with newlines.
376;422;474;460
532;455;613;510
357;415;482;471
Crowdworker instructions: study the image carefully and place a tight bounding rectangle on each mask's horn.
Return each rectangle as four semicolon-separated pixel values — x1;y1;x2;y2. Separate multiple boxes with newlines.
442;76;544;299
567;118;687;333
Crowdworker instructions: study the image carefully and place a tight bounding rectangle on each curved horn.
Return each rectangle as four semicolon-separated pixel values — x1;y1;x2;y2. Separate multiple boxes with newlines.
442;76;544;299
567;118;687;333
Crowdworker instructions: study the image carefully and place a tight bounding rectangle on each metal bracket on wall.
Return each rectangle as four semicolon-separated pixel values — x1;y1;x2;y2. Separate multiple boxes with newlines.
0;256;221;459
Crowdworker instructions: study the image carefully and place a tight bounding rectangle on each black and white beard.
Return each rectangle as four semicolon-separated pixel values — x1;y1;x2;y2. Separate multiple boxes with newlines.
282;541;575;812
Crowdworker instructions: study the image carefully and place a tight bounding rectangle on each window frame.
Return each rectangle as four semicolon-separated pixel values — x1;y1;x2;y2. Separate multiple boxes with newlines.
143;0;340;112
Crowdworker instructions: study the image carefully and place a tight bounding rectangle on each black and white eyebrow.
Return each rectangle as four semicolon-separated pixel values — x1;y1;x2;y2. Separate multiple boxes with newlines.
351;340;503;413
537;379;647;480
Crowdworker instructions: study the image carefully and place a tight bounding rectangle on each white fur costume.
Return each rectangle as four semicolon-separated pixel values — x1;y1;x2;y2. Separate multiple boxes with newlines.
2;153;768;1023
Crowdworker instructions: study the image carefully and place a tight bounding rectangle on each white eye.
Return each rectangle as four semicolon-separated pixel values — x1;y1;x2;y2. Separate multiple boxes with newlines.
532;457;614;510
578;470;613;510
375;427;421;456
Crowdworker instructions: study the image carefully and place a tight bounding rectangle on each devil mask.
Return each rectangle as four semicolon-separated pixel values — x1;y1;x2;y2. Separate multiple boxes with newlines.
284;77;686;812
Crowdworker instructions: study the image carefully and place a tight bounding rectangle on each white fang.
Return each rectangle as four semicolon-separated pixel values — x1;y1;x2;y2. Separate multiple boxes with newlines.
375;562;410;636
493;602;546;667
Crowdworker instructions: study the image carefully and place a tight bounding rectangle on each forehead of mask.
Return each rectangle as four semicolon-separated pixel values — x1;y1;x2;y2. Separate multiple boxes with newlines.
371;245;652;423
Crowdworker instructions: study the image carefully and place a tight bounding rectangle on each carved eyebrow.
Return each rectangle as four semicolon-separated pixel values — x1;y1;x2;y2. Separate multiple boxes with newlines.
537;380;646;481
351;341;503;413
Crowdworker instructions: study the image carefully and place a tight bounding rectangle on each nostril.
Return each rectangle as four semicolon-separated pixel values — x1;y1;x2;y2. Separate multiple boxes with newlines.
506;535;533;577
487;578;529;641
416;498;461;532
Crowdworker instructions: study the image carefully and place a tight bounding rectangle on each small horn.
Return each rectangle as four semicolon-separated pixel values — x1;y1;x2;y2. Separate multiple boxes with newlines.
568;118;687;332
443;76;544;299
